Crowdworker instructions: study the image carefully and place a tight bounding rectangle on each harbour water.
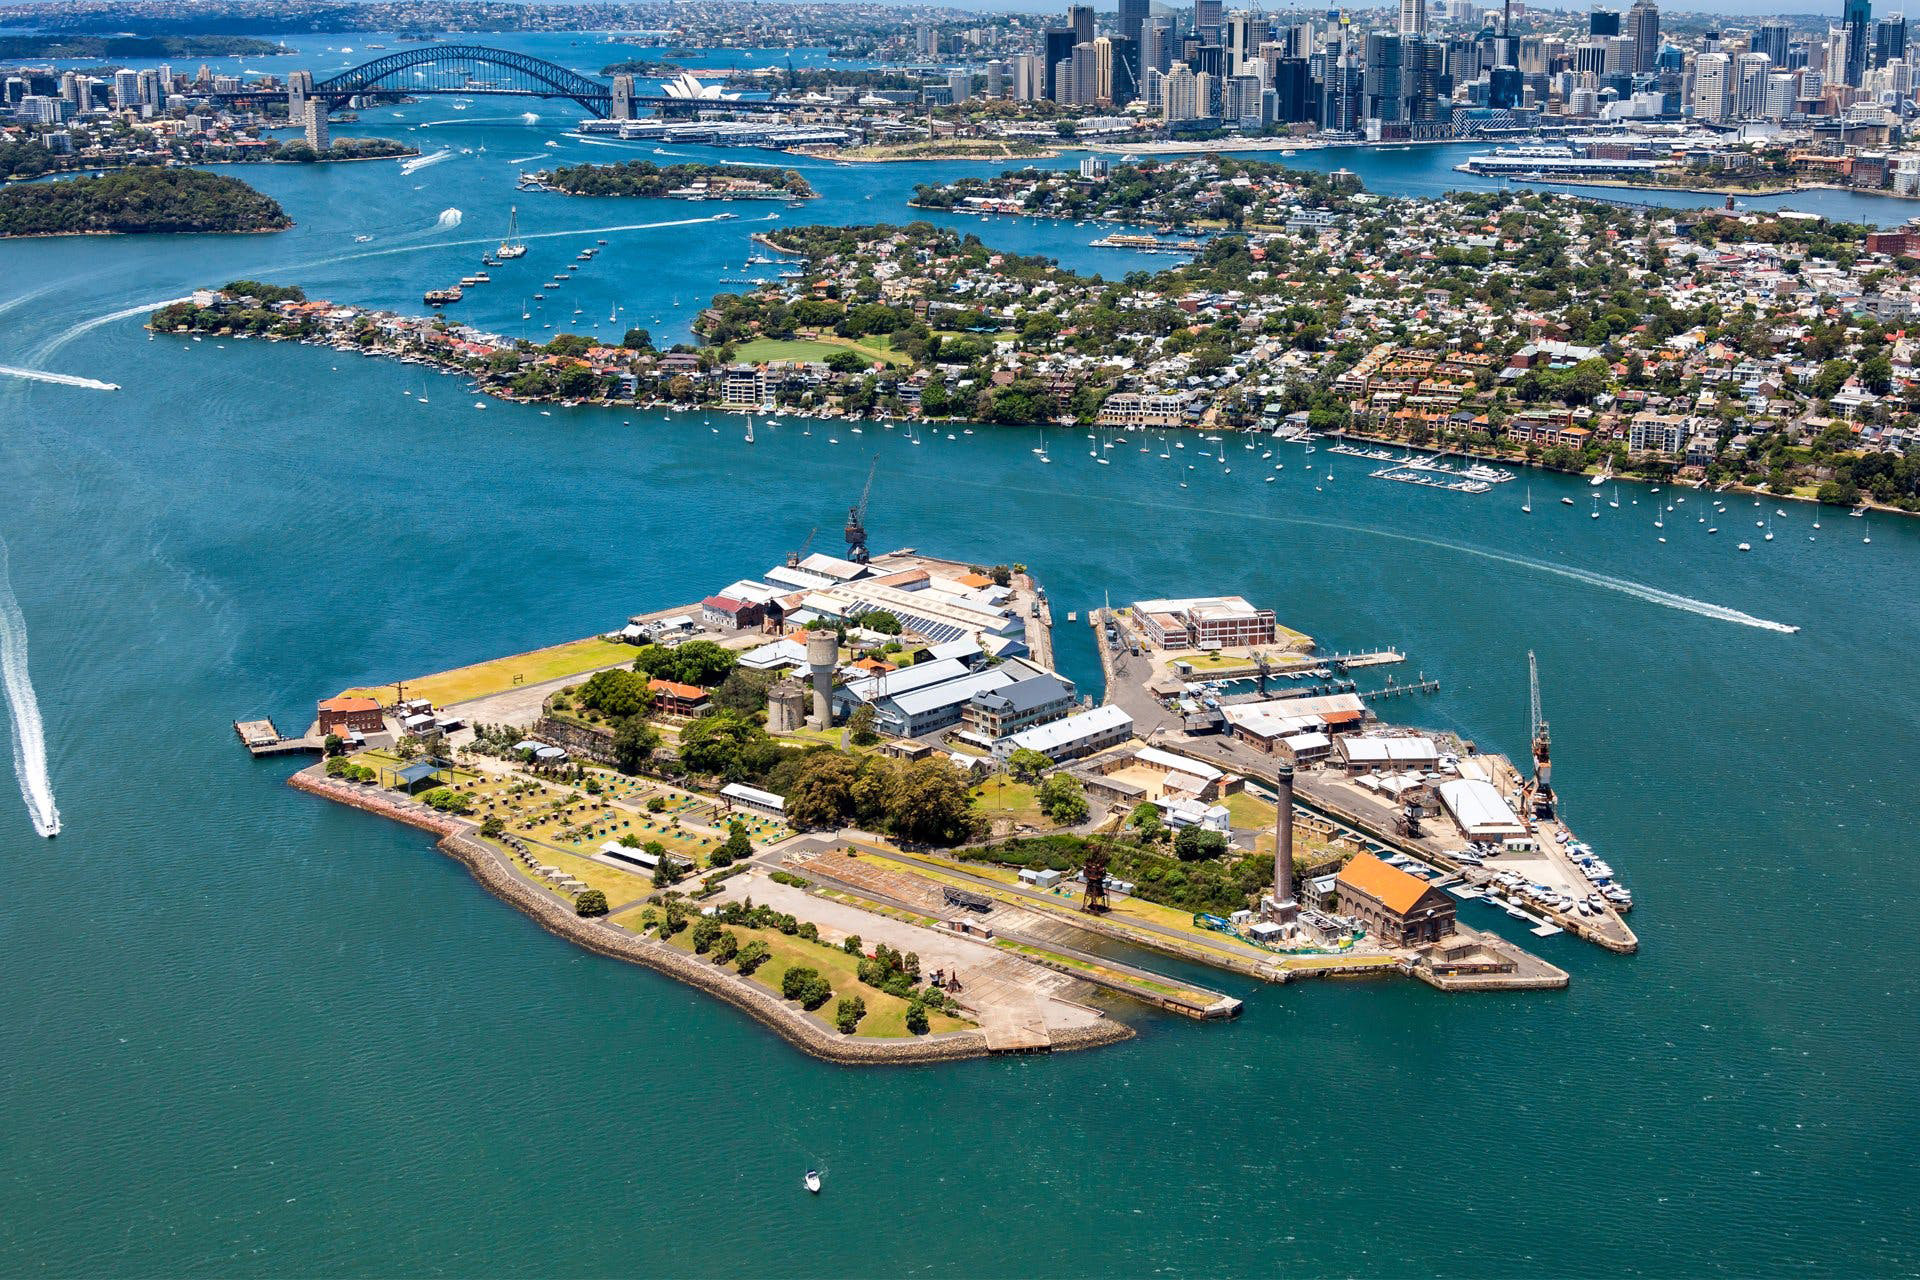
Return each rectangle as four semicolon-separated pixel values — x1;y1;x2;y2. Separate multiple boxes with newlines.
1;42;1918;1276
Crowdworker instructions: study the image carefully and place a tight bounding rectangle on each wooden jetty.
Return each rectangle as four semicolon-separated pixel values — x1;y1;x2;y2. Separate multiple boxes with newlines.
234;718;323;758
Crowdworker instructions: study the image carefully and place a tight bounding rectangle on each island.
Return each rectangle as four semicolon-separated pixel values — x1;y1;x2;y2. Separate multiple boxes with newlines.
910;155;1360;230
537;160;815;201
0;167;291;237
237;542;1606;1063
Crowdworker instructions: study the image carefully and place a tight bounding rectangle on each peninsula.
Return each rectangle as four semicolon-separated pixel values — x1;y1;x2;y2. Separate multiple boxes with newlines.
243;534;1609;1065
0;167;290;237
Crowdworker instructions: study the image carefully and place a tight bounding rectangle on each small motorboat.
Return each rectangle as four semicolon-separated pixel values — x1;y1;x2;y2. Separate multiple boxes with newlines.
804;1170;822;1194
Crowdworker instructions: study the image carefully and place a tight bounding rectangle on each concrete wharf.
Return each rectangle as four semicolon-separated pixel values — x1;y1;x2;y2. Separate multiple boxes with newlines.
233;718;323;758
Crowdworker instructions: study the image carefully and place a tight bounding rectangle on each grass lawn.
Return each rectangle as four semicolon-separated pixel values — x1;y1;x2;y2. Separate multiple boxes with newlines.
1224;791;1277;831
661;924;972;1038
970;775;1049;827
733;334;911;368
341;635;637;708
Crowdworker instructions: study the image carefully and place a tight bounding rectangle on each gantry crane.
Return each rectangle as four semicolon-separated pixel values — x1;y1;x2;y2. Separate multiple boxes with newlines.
1523;650;1555;819
844;456;878;563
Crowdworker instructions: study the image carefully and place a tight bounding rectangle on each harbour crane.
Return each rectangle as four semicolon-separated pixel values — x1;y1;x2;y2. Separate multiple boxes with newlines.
1523;650;1555;819
844;455;878;564
786;525;816;569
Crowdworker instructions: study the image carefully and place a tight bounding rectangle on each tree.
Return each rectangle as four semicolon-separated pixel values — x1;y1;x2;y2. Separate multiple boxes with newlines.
652;853;684;886
887;759;980;846
712;929;740;964
781;965;832;1009
905;999;930;1035
860;610;902;635
576;668;653;718
480;815;506;838
1037;772;1089;824
714;820;752;867
1128;801;1165;842
835;994;867;1033
1006;748;1052;784
736;939;771;974
575;889;609;917
323;733;345;757
690;917;721;953
674;710;765;779
612;715;661;774
847;703;879;746
622;327;653;350
784;751;861;830
1173;824;1229;862
842;934;863;955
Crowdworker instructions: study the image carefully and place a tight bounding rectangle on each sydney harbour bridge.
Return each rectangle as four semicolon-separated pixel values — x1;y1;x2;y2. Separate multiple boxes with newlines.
210;44;819;120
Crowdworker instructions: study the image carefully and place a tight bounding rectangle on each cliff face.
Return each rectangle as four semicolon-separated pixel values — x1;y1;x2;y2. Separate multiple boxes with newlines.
531;715;617;765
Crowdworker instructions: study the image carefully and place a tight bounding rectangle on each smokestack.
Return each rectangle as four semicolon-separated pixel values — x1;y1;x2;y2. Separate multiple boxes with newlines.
1267;762;1299;924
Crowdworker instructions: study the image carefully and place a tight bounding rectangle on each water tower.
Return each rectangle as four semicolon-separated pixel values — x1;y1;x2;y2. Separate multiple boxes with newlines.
805;631;838;728
766;678;807;734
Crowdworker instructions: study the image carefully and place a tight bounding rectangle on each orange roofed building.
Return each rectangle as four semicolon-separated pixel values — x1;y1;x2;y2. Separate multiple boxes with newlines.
1336;852;1457;946
317;695;384;736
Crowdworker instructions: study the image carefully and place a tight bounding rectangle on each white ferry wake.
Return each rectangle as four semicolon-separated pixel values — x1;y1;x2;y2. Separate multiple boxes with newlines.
434;207;463;229
0;365;118;391
0;538;59;837
400;149;456;176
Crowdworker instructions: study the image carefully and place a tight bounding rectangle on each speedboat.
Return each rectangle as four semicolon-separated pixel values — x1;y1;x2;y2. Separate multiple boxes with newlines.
804;1170;822;1194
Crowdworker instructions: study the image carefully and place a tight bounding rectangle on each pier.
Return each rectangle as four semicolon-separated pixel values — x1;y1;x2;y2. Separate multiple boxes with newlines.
233;718;323;758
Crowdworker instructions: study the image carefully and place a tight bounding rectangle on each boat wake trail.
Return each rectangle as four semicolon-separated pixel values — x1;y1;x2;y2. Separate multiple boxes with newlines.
0;538;59;837
0;365;118;391
435;207;463;229
519;111;540;124
1395;530;1802;633
505;152;547;164
400;149;456;176
27;297;190;367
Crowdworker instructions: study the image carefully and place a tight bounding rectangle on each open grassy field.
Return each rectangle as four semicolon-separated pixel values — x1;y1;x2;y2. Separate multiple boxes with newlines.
662;924;972;1038
341;635;637;707
733;333;910;368
970;775;1049;828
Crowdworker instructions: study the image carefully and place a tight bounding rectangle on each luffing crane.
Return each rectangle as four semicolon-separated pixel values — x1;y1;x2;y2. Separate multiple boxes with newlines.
786;525;817;569
844;455;878;564
1523;650;1555;819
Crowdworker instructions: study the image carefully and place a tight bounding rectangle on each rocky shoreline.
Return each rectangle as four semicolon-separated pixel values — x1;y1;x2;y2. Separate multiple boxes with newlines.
287;769;1134;1065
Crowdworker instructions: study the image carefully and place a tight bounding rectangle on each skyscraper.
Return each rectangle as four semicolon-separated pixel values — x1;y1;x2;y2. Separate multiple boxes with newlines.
1119;0;1150;52
1225;9;1267;74
1142;18;1173;73
1628;0;1660;73
1843;0;1872;84
1692;50;1730;120
1163;60;1199;119
1044;27;1077;99
1875;13;1907;65
1590;6;1621;35
1400;0;1428;36
1068;3;1096;46
1364;30;1407;122
1194;0;1224;44
1754;19;1792;66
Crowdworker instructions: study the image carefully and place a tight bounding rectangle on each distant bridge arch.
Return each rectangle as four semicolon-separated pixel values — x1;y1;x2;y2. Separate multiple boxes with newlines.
313;44;614;116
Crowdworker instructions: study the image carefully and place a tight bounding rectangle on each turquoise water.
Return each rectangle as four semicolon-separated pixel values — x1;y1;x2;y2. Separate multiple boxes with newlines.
2;46;1919;1276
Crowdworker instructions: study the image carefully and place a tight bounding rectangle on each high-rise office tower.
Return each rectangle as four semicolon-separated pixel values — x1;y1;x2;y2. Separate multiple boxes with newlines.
1628;0;1660;72
1754;19;1792;65
1271;57;1314;119
1142;18;1173;72
1590;6;1621;35
1194;0;1224;43
1364;30;1407;121
1044;26;1077;98
1875;13;1907;64
1225;10;1267;74
1843;0;1872;84
1163;59;1199;118
1068;4;1096;45
1119;0;1150;52
1400;0;1428;36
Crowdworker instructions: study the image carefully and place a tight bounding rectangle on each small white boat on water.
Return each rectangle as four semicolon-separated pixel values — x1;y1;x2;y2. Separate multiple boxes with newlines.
804;1170;822;1194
